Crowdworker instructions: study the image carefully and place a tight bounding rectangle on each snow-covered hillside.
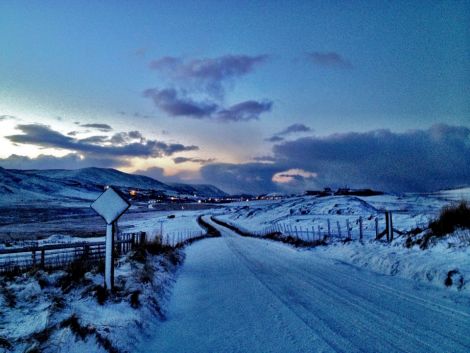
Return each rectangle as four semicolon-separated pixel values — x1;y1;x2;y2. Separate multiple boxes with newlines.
217;193;449;238
0;167;226;205
214;193;470;293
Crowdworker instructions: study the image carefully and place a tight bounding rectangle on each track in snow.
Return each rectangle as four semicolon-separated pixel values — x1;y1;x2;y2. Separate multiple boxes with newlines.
139;216;470;353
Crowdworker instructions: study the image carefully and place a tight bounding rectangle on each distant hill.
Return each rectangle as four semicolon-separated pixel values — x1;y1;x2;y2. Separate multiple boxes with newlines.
432;186;470;201
0;167;227;205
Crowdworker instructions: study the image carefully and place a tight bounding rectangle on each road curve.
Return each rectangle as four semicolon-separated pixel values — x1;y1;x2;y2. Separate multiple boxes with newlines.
139;216;470;353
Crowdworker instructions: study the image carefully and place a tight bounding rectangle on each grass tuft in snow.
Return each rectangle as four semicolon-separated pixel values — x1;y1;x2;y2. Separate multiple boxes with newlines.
0;282;16;307
0;336;13;350
444;269;465;290
414;201;470;249
59;314;120;353
58;258;102;292
430;201;470;236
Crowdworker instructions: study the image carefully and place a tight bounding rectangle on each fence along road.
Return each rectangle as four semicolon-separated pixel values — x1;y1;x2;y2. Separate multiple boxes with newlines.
0;232;146;273
138;216;470;353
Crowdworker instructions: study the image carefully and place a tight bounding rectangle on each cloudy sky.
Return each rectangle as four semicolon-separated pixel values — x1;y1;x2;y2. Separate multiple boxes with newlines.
1;1;469;194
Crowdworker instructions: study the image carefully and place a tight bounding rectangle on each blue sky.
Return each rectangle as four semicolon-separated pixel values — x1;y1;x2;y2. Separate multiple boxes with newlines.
1;1;469;193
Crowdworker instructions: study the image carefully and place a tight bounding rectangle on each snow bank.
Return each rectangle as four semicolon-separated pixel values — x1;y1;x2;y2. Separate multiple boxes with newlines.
217;195;470;293
120;210;207;240
314;230;470;293
0;248;183;352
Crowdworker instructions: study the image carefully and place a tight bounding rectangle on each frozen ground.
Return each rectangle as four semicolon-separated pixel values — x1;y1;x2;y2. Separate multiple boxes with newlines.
214;193;470;292
313;230;470;293
2;190;470;352
137;218;470;353
0;203;217;243
120;210;210;241
0;247;184;353
217;193;454;239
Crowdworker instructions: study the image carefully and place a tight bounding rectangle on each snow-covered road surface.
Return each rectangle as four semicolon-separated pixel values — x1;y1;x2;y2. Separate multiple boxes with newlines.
139;217;470;353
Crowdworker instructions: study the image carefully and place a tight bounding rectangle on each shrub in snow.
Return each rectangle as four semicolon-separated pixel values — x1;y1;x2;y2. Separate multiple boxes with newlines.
415;201;470;249
430;201;470;236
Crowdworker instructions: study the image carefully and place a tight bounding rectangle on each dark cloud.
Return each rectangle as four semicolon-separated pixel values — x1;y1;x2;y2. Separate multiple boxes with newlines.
67;131;79;136
143;88;218;118
134;166;166;181
307;52;352;69
265;136;284;143
149;54;268;97
173;157;216;165
118;111;153;119
216;100;272;122
277;123;311;136
109;131;144;145
0;153;128;170
252;155;277;162
78;135;109;144
128;130;143;140
135;166;199;184
272;124;470;192
0;115;17;121
201;162;287;194
79;123;113;132
6;124;198;158
266;123;311;142
143;88;272;122
202;124;470;194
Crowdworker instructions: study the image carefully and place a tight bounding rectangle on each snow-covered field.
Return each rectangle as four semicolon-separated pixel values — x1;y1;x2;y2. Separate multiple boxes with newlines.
1;189;470;352
217;193;454;239
214;192;470;293
120;210;209;241
0;246;184;353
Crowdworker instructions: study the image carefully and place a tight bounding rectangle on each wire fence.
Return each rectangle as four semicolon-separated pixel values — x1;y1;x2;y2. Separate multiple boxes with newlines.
242;213;405;243
0;232;146;274
155;229;206;247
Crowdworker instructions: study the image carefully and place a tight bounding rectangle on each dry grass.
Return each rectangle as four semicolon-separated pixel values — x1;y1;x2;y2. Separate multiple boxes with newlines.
430;201;470;236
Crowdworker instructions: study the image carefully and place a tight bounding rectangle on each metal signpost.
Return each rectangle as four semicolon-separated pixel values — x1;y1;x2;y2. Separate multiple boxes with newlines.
91;187;130;290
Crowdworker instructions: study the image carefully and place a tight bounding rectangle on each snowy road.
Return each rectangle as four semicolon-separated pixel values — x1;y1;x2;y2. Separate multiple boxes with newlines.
139;217;470;353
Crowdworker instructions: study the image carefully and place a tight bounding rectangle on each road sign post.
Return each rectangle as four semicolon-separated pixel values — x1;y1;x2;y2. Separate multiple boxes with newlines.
105;223;114;289
91;187;130;291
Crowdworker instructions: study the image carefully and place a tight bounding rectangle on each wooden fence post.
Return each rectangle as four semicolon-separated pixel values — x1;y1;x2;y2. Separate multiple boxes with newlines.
40;249;45;269
346;219;351;240
385;212;390;242
141;232;146;245
84;244;90;260
327;219;331;238
389;211;394;242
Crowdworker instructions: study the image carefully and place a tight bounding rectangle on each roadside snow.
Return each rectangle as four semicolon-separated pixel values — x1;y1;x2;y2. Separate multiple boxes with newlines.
0;249;183;352
120;210;208;241
138;219;470;353
218;194;446;240
313;231;470;293
215;195;470;292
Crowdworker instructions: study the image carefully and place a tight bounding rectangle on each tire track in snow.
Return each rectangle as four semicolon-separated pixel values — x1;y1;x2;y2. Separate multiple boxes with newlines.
228;240;461;353
233;238;470;351
225;237;416;353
